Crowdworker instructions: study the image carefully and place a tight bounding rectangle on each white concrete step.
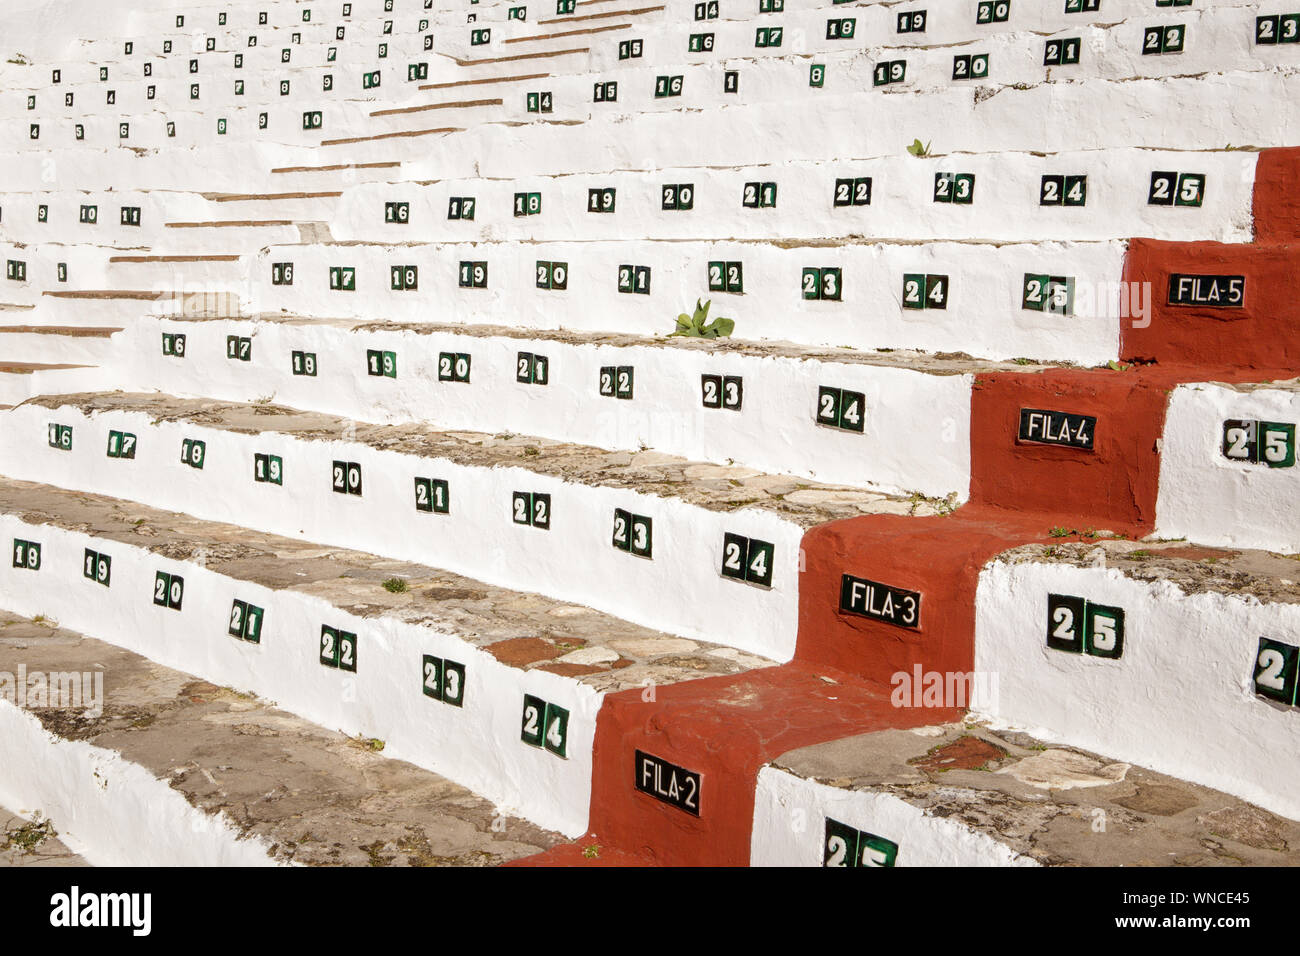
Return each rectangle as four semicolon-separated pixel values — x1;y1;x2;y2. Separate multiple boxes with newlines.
974;538;1300;821
0;477;774;837
0;608;567;864
0;393;945;660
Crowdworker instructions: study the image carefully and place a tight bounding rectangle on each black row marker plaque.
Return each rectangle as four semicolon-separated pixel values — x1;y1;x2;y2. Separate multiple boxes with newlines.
1018;409;1095;450
634;750;701;815
840;574;921;630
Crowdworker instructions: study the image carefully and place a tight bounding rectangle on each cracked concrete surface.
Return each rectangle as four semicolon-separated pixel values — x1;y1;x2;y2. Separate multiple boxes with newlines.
0;476;774;692
0;611;564;866
22;392;956;524
772;721;1300;866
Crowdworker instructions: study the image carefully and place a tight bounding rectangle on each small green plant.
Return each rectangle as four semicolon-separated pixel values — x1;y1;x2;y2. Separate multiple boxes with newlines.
582;843;602;859
1048;526;1075;538
1106;360;1132;371
3;814;53;853
907;138;932;158
382;577;409;594
671;299;734;339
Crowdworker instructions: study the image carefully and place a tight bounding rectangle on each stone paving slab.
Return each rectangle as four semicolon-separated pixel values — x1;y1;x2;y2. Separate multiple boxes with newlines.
0;808;86;867
773;720;1300;866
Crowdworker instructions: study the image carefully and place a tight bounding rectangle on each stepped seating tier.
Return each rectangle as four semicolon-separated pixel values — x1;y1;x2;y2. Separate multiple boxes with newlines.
974;539;1300;821
0;476;774;836
0;393;941;660
127;315;990;498
1;0;1298;869
750;722;1300;867
0;610;566;865
245;237;1128;364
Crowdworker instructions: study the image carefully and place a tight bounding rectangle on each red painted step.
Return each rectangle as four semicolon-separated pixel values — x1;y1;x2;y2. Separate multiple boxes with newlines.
520;150;1300;867
515;661;961;867
796;507;1052;688
1121;239;1300;369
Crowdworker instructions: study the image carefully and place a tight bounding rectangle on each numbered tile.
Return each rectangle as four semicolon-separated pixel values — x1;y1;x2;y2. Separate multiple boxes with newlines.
535;260;569;291
388;264;421;293
707;260;744;294
521;695;568;756
1254;637;1299;706
328;266;356;291
254;453;284;485
721;532;774;588
516;352;550;385
1221;419;1296;468
414;477;451;514
700;374;743;411
83;549;112;587
616;264;651;295
459;260;489;288
934;172;975;205
291;350;318;377
1021;274;1075;316
447;197;477;220
874;59;907;86
742;182;777;209
801;267;843;302
1043;36;1081;65
824;818;899;867
272;262;295;286
825;17;856;39
588;187;617;213
48;424;73;451
106;430;138;460
228;599;264;643
1040;174;1087;206
952;53;989;80
815;386;866;433
438;352;472;383
422;654;467;706
662;183;695;211
153;571;184;610
833;176;872;207
512;491;552;529
976;0;1010;23
366;349;398;378
180;438;206;469
162;333;187;357
226;336;252;362
1143;23;1185;55
331;460;363;496
320;625;340;667
11;539;41;571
